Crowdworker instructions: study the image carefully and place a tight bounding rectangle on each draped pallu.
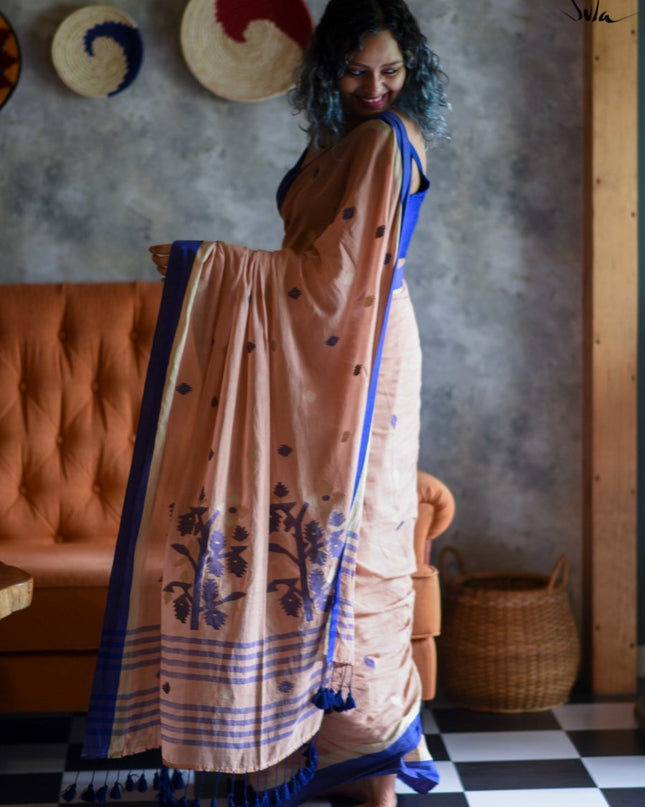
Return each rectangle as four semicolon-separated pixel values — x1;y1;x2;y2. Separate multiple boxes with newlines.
83;113;438;800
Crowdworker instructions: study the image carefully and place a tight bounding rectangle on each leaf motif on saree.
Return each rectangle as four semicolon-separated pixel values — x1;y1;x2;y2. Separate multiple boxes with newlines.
165;503;249;630
267;488;342;622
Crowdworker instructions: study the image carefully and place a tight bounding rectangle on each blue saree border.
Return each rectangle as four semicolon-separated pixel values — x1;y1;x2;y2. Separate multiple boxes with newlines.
280;712;439;807
352;110;413;502
83;241;202;758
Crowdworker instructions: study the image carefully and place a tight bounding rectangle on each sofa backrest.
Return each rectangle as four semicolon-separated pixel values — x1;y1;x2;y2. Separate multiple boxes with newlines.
0;282;162;548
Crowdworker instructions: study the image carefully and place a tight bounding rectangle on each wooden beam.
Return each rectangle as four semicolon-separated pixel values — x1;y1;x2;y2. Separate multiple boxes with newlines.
583;2;638;694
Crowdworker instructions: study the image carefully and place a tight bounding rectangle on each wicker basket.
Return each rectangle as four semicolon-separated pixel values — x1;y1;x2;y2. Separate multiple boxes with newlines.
437;547;580;712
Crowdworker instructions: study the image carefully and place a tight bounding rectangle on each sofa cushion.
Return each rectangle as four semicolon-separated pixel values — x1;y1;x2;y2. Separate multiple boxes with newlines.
0;281;161;658
0;281;161;551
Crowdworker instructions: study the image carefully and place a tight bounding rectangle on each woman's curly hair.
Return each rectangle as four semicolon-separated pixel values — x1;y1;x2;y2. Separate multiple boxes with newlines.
290;0;449;148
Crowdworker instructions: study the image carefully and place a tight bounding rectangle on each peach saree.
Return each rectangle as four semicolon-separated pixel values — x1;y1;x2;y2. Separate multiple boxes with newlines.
83;112;438;805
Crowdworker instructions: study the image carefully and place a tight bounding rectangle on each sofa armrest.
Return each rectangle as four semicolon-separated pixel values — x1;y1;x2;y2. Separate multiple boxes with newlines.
415;470;455;567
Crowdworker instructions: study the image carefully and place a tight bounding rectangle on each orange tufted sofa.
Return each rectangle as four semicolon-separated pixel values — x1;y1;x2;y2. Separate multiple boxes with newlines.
0;281;162;712
412;470;455;700
0;280;454;713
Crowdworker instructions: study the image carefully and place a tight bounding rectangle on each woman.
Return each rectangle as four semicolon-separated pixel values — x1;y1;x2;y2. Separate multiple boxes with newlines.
82;2;448;806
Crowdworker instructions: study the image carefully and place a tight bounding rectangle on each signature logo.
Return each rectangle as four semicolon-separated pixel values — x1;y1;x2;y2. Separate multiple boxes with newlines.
562;0;637;22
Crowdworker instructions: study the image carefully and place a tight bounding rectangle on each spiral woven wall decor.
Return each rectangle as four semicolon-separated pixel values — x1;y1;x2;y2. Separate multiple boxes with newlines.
181;0;314;102
51;6;143;98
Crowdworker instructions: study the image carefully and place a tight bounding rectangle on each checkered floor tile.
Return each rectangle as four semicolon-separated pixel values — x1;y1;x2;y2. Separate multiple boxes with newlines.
1;698;644;807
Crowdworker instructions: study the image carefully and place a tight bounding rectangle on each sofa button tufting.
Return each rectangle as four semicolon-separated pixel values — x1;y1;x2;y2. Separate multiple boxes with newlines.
92;381;100;393
93;483;102;494
19;485;27;496
131;331;139;341
19;381;27;393
54;534;65;544
56;435;64;446
59;331;66;341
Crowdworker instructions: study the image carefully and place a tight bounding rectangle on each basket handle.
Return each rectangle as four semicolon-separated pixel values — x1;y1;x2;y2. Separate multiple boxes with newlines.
438;545;466;580
547;554;569;590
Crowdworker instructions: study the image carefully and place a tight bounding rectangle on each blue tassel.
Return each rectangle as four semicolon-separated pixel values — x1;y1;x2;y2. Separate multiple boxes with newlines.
154;771;161;790
171;769;186;790
301;764;314;786
137;773;148;792
62;783;77;802
125;773;137;792
257;790;270;807
307;742;318;768
158;767;175;807
332;690;345;711
311;686;335;712
96;783;108;802
110;782;123;800
81;783;97;802
344;690;356;710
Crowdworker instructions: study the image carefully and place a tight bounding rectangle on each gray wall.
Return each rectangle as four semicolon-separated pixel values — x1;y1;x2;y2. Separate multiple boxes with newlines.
1;2;584;619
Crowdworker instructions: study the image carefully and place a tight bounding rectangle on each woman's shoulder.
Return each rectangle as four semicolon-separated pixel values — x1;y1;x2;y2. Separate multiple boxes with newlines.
352;111;425;156
385;110;426;156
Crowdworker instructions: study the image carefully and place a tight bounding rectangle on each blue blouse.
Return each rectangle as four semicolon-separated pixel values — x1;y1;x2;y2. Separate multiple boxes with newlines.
277;111;430;289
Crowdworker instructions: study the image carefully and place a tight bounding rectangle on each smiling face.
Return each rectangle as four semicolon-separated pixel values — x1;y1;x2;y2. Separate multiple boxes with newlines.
338;30;406;125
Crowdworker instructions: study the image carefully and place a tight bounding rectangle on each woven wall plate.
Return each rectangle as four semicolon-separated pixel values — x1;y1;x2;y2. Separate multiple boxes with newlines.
51;6;143;98
0;11;21;111
181;0;313;102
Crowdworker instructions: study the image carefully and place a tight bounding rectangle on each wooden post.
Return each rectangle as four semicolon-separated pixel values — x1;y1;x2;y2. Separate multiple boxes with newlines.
583;1;638;693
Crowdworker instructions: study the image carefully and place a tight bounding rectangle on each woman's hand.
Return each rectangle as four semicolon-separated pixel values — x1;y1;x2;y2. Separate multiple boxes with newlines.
149;244;172;276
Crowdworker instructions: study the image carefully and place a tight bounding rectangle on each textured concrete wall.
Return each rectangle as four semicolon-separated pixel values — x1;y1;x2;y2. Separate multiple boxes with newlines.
0;2;584;617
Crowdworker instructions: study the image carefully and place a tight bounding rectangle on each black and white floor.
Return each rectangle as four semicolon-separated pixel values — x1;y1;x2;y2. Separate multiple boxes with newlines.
1;697;644;807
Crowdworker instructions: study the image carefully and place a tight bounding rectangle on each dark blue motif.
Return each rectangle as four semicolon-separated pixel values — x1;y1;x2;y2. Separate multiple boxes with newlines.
278;680;294;693
328;511;346;558
165;505;247;630
267;482;339;621
309;567;332;612
83;22;143;97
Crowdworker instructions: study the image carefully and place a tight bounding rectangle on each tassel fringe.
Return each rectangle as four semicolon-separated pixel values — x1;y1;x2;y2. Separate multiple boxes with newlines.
311;684;356;713
62;766;186;805
311;662;356;714
63;742;318;806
